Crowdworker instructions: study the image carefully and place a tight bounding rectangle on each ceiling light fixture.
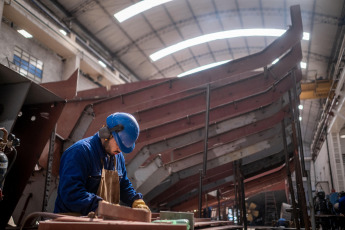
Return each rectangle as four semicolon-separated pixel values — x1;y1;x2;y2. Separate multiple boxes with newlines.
17;29;33;38
150;29;310;61
303;32;310;41
340;134;345;139
272;58;279;64
59;29;67;36
300;62;307;69
298;104;303;110
114;0;172;23
299;116;302;121
98;60;107;68
177;60;231;77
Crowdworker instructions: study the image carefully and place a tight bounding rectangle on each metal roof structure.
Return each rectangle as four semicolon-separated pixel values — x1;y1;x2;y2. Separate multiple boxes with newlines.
2;0;345;222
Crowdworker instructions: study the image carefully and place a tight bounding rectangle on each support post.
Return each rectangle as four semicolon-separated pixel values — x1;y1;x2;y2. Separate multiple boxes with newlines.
291;70;307;176
282;120;300;229
198;169;203;218
203;84;210;176
42;124;56;212
234;161;238;224
325;127;335;190
217;189;221;220
239;160;247;230
288;90;310;229
307;170;316;230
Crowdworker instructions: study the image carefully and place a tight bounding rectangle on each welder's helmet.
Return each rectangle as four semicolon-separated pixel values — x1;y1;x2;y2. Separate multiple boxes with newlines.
317;190;325;199
106;112;139;154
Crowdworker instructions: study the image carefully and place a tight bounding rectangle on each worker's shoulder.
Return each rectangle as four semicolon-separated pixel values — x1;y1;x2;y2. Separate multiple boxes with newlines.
64;136;94;156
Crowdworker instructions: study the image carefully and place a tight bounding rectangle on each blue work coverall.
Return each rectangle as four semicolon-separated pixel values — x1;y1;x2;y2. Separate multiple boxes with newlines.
54;133;142;215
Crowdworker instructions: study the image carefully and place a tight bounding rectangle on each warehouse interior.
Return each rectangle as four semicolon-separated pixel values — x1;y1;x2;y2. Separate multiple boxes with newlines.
1;0;345;229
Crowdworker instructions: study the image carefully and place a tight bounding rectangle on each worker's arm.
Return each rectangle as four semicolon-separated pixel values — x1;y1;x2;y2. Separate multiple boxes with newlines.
55;144;102;215
116;153;144;207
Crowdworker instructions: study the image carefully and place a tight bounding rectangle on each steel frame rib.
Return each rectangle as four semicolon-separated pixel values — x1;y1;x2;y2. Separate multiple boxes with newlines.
171;164;290;211
39;5;304;211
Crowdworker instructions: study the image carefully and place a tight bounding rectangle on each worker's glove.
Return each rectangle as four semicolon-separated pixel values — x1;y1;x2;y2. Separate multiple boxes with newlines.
132;199;150;211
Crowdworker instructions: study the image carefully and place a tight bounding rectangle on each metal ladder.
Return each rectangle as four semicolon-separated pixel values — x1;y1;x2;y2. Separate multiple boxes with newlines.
265;191;278;226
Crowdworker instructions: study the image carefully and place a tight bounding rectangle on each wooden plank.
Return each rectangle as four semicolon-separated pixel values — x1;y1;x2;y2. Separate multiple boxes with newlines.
97;201;151;222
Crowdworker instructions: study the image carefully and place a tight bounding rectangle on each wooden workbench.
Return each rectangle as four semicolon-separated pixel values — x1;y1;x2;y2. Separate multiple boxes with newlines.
38;217;187;230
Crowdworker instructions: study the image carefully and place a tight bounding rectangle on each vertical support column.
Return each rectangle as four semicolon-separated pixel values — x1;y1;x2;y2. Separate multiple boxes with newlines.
238;160;247;230
288;90;310;230
62;55;80;81
325;127;335;190
291;70;307;176
234;161;238;224
217;189;221;220
292;70;315;230
42;124;56;212
282;120;300;229
203;84;210;176
306;170;316;230
198;169;203;218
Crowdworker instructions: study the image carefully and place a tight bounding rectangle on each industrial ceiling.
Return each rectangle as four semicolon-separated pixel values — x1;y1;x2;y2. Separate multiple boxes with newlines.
2;0;345;215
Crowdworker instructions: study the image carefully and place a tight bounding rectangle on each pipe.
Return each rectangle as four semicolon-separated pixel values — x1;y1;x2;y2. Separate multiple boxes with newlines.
203;84;210;176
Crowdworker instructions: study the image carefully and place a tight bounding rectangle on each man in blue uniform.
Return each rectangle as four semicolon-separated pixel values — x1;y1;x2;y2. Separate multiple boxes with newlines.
54;112;149;216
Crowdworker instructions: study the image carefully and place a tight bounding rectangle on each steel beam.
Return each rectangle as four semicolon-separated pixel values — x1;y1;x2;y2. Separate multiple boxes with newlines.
126;59;302;168
147;141;293;207
167;175;234;208
149;163;233;206
158;106;291;165
145;135;292;202
132;98;294;190
171;163;291;211
126;90;292;178
136;123;285;194
84;44;302;140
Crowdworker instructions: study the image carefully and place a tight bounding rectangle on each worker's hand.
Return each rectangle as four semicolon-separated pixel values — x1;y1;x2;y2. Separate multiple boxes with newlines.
132;199;150;211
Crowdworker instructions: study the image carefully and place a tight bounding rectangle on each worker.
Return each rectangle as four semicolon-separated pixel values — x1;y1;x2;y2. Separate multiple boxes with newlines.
54;112;149;216
334;191;345;215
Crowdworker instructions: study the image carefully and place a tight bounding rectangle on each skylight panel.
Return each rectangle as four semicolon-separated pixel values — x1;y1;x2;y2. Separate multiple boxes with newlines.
114;0;172;23
17;29;33;38
150;29;310;62
177;60;231;77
